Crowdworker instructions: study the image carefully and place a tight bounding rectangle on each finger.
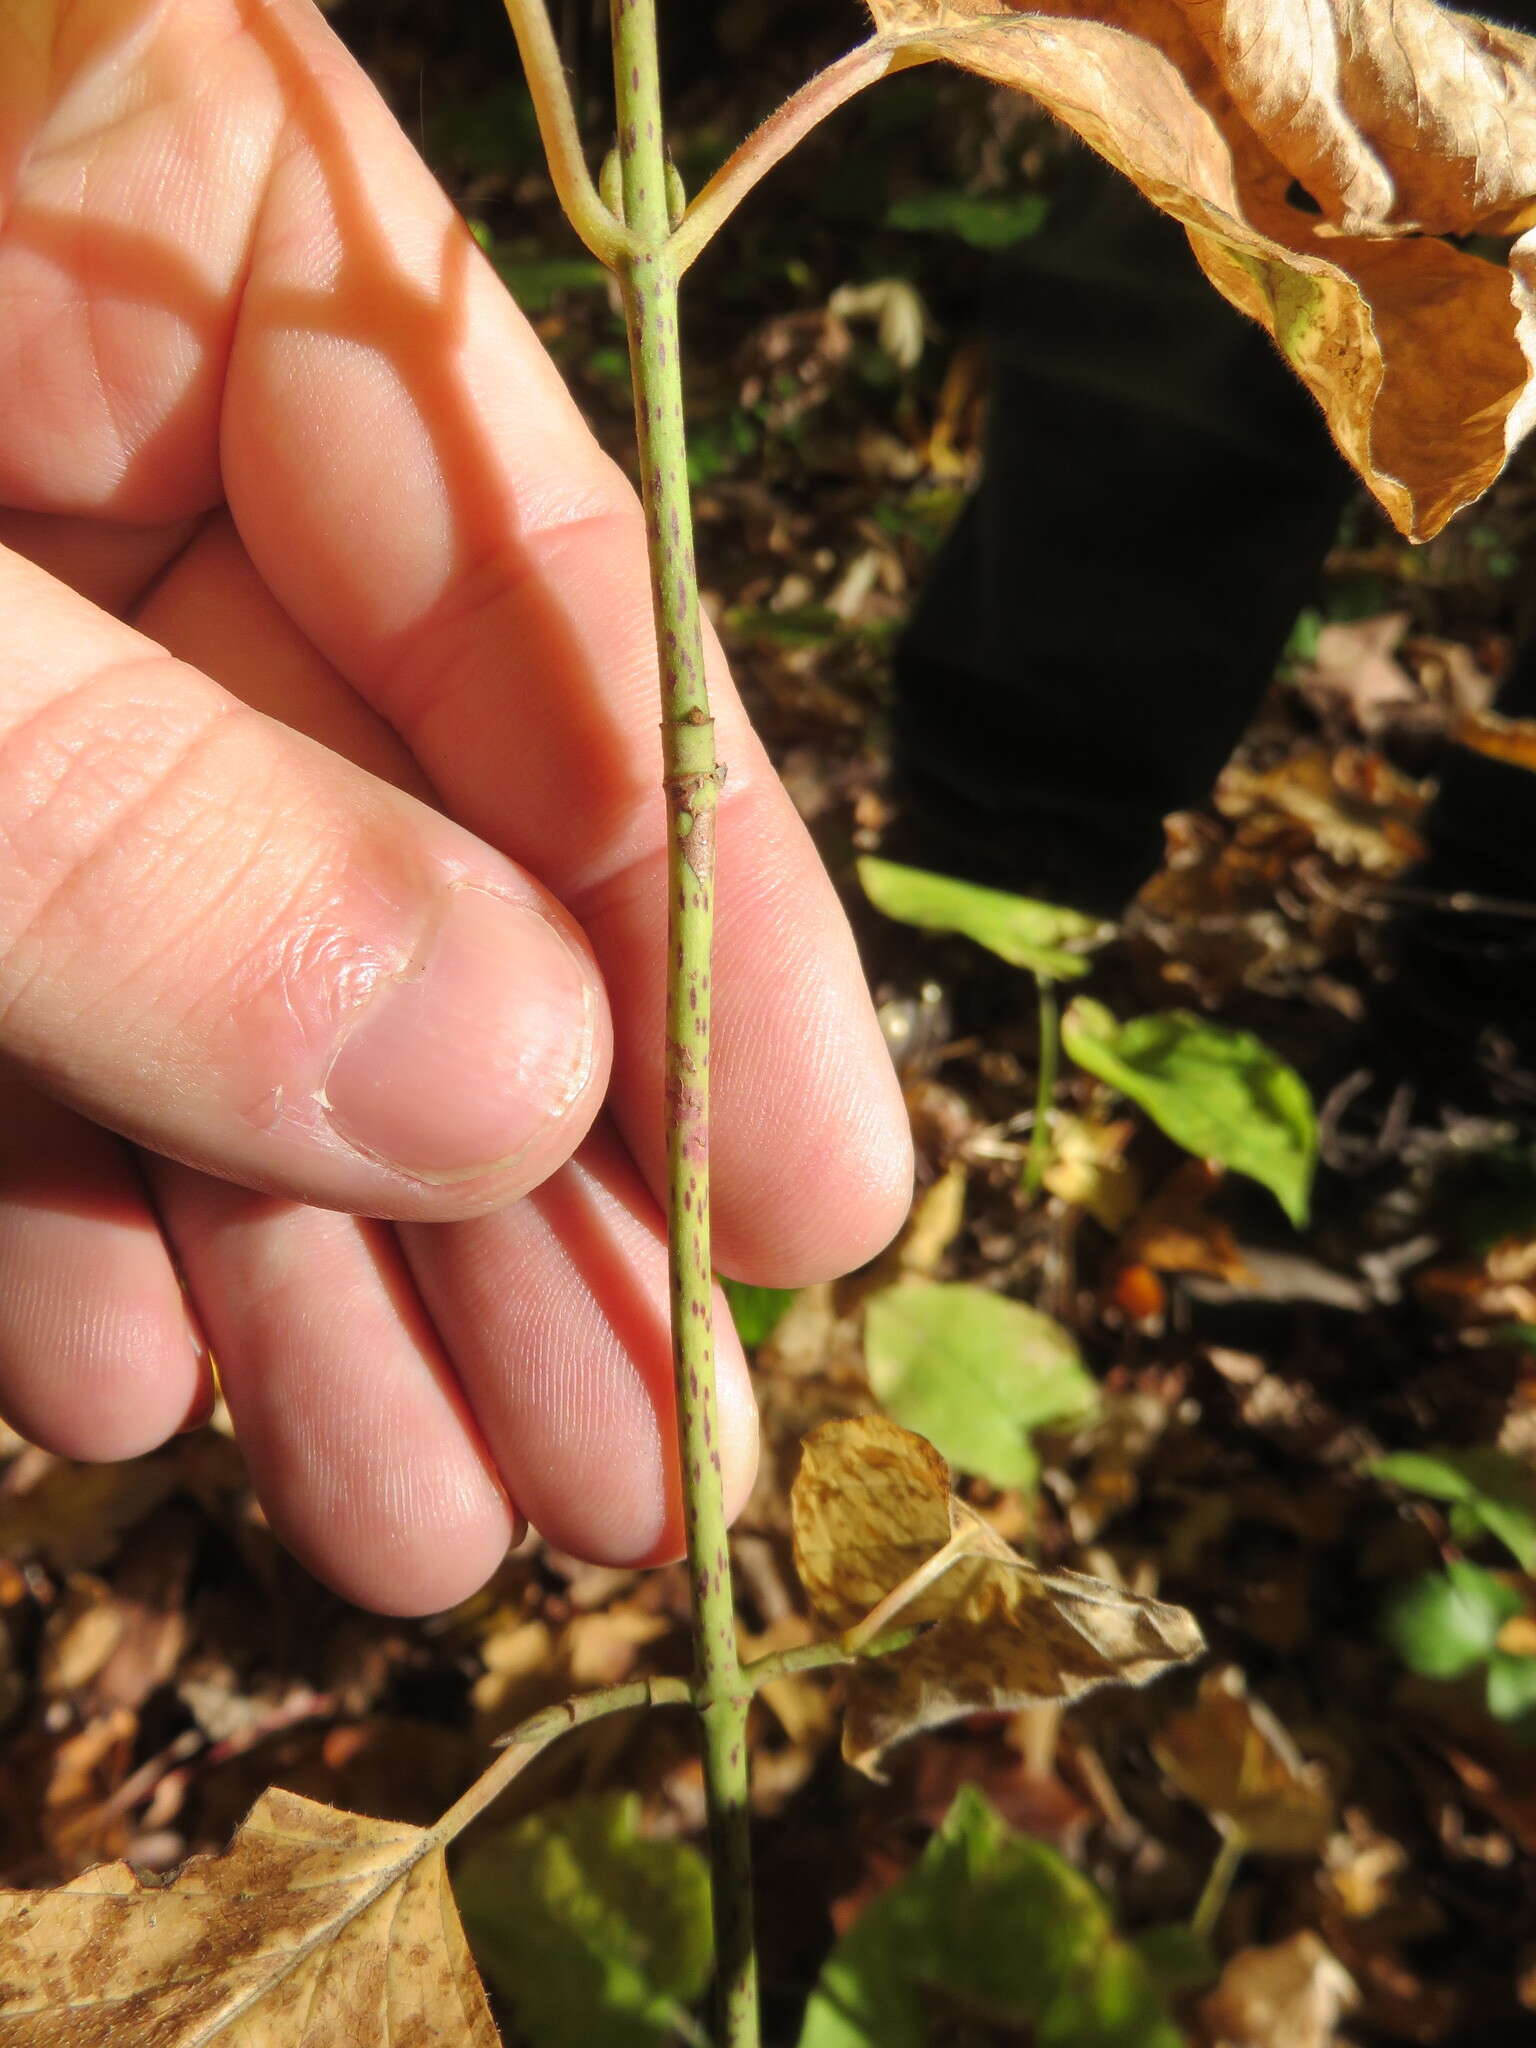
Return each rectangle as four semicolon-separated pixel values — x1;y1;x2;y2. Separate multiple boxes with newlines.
401;1123;758;1568
216;1;912;1282
138;521;755;1572
0;510;203;619
148;1160;516;1615
0;1066;210;1459
0;543;610;1220
132;511;428;798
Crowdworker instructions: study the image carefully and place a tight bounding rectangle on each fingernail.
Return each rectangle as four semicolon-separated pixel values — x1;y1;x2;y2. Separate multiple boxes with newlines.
322;887;595;1180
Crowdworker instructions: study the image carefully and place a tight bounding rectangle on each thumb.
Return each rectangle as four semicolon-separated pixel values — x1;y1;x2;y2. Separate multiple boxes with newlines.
0;546;611;1219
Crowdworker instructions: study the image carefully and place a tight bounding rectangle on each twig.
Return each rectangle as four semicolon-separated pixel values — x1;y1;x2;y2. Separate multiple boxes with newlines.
500;0;636;262
444;1676;694;1840
606;4;756;2040
1190;1832;1245;1942
668;39;925;274
1022;974;1059;1202
741;1623;925;1687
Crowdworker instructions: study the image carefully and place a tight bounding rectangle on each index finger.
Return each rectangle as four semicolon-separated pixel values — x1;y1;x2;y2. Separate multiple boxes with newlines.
219;2;911;1281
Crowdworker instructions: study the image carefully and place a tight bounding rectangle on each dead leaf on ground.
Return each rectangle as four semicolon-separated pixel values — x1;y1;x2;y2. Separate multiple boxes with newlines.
1042;1111;1142;1232
1416;1234;1536;1329
1115;1161;1251;1287
869;0;1536;539
471;1606;670;1746
1055;1373;1186;1543
1198;1930;1358;2048
0;1786;498;2046
1216;744;1428;876
1451;706;1536;773
1132;812;1340;998
38;1579;127;1701
1321;1809;1408;1921
1403;634;1499;719
1154;1665;1335;1855
791;1415;1203;1774
33;1708;139;1878
1294;613;1418;726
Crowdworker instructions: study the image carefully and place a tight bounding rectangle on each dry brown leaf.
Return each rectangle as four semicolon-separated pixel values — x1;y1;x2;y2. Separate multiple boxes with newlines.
791;1414;1203;1774
1322;1808;1408;1919
1115;1160;1250;1285
1042;1111;1142;1231
1451;705;1536;771
0;1785;499;2046
1416;1233;1536;1327
37;1710;139;1877
868;0;1536;538
38;1578;127;1700
1216;744;1427;875
1198;1930;1358;2048
1153;1664;1335;1854
1296;613;1417;725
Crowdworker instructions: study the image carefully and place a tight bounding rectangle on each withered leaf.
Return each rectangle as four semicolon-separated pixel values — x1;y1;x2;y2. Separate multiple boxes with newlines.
1153;1664;1335;1855
1199;1930;1357;2048
1452;706;1536;772
0;1786;499;2045
791;1415;1203;1774
865;0;1536;539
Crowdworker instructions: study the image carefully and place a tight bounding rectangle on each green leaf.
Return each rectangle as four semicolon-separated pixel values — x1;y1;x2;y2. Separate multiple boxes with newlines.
864;1281;1097;1491
1133;1924;1220;1998
1368;1447;1536;1571
885;189;1049;248
1061;999;1317;1225
1380;1561;1523;1681
1487;1650;1536;1722
721;1277;795;1349
857;858;1103;979
799;1785;1181;2048
456;1794;711;2048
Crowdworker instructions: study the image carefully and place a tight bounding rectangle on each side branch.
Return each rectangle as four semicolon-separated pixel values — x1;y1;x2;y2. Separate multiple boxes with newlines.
668;38;929;274
436;1676;694;1844
500;0;638;264
741;1624;926;1688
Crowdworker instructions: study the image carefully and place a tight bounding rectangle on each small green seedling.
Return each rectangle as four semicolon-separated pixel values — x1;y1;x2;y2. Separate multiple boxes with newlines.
1372;1447;1536;1726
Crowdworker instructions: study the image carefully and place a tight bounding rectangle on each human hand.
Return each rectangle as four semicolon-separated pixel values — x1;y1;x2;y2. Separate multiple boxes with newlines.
0;0;911;1612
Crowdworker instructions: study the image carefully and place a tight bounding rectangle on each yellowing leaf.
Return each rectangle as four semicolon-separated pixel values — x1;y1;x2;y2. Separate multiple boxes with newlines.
791;1415;1202;1773
864;0;1536;539
0;1786;500;2045
1152;1665;1335;1856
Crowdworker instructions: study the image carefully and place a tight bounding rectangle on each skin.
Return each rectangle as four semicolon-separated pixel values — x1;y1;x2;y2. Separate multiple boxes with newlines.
0;0;912;1614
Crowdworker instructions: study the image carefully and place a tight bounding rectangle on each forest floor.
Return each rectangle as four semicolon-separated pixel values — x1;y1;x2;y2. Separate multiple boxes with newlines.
4;6;1536;2044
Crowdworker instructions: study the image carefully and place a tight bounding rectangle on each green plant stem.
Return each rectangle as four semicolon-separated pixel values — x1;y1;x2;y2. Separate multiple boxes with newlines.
668;37;925;274
501;0;636;262
608;5;756;2043
740;1623;925;1688
1022;975;1059;1201
1190;1832;1245;1942
440;1676;695;1842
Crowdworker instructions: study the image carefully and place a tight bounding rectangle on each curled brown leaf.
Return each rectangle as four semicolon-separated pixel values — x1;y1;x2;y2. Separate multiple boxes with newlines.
866;0;1536;538
791;1414;1203;1773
